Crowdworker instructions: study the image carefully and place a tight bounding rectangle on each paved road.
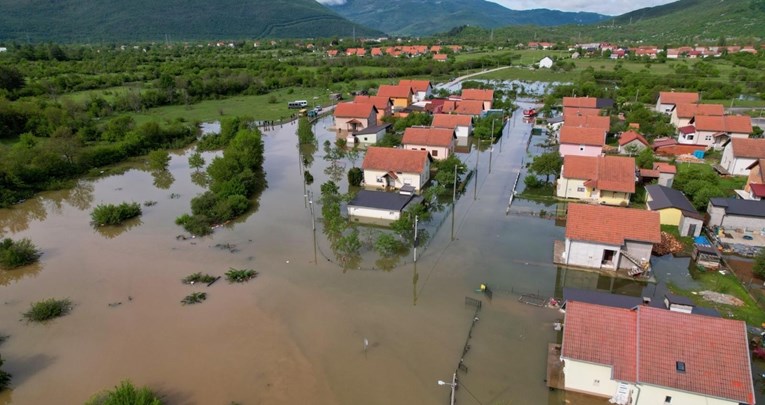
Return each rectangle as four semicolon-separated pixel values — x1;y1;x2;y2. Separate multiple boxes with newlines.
434;66;511;91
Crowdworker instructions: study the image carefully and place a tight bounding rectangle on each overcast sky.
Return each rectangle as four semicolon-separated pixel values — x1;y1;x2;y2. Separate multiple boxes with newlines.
316;0;678;16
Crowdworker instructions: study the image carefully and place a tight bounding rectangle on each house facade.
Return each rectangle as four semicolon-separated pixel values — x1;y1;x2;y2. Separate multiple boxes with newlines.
556;155;635;206
560;204;660;270
333;102;378;134
460;89;493;110
561;301;755;405
376;85;413;112
401;127;455;160
354;95;393;122
558;126;606;157
707;198;765;230
645;184;704;237
432;114;472;139
347;190;415;221
689;115;753;149
399;80;432;102
720;137;765;176
655;91;699;114
669;103;724;128
361;147;430;192
617;131;649;154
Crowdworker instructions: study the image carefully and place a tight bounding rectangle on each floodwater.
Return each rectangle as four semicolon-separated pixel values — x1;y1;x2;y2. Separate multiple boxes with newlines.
0;99;697;405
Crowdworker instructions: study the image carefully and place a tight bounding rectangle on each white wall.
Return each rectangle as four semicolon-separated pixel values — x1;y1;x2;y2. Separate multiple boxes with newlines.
363;167;428;191
559;143;602;157
563;359;620;398
636;383;740;405
620;241;653;270
347;206;401;221
564;239;620;269
403;143;452;160
556;177;590;199
679;215;703;237
455;125;471;139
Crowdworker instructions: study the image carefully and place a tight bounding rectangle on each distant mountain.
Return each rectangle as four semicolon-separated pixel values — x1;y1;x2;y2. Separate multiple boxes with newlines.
327;0;608;36
0;0;383;43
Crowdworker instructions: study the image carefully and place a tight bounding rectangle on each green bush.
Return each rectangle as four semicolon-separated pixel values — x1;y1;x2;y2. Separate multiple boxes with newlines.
523;175;542;189
86;380;163;405
0;238;42;269
181;292;207;305
347;167;363;187
0;355;11;392
225;268;258;283
147;150;170;171
182;273;216;284
91;202;142;226
23;298;72;322
374;234;405;257
175;213;212;236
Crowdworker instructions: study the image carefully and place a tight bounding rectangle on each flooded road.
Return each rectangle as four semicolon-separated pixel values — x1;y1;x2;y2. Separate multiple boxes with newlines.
0;104;650;405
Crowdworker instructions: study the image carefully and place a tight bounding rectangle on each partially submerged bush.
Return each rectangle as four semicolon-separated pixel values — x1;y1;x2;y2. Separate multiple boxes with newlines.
91;202;142;226
225;268;258;283
0;238;42;269
181;292;207;305
23;298;72;322
182;272;216;285
0;355;11;392
86;380;163;405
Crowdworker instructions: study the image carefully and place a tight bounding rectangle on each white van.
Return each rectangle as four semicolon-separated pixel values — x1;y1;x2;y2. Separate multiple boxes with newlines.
288;100;309;109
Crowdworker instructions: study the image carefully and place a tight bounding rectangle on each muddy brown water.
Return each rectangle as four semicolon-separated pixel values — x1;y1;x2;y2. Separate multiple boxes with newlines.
0;109;653;405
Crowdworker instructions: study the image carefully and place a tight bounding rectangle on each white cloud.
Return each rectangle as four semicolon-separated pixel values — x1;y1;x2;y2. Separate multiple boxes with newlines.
316;0;348;5
486;0;676;16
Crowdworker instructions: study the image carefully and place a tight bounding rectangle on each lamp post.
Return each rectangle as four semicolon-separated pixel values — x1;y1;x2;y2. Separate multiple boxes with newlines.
437;374;483;405
306;190;315;231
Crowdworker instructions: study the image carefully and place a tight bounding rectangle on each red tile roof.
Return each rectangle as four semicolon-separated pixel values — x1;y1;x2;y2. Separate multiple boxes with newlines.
362;147;429;173
565;203;659;245
563;107;601;117
674;103;724;118
694;115;753;134
678;125;696;135
461;89;493;102
398;80;431;92
750;183;765;198
354;95;391;111
653;162;677;174
453;100;485;116
564;114;610;130
652;137;677;148
371;47;383;56
334;102;376;119
402;127;455;147
618;131;649;147
562;155;636;194
433;53;448;61
730;137;765;159
377;84;413;99
659;91;699;105
559;126;606;147
432;114;472;129
563;97;598;108
563;301;755;404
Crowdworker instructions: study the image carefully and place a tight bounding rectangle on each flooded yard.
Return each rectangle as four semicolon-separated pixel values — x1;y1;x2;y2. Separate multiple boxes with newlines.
0;99;739;404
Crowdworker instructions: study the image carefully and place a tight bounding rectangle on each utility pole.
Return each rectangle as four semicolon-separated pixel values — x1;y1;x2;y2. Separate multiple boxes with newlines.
308;190;316;231
489;119;495;174
451;163;457;241
474;142;479;200
413;215;419;262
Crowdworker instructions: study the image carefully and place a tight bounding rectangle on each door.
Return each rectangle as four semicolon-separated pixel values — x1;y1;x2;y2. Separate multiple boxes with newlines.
687;224;697;237
602;250;616;266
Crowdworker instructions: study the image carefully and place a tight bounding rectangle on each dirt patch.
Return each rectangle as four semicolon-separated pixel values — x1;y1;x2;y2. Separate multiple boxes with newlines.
727;258;765;285
699;290;745;306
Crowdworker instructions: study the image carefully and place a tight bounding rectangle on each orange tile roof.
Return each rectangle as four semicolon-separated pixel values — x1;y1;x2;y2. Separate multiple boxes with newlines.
402;127;455;147
694;115;752;134
334;102;376;119
430;45;442;53
618;131;649;146
433;54;448;61
354;95;391;111
461;88;493;102
653;162;677;174
559;126;606;147
563;107;601;117
362;147;429;173
453;100;484;116
564;114;610;130
371;47;383;56
659;91;699;105
674;103;724;118
432;114;472;129
376;84;413;99
398;80;431;92
730;137;765;159
565;203;658;245
441;100;458;113
563;97;598;108
563;301;755;404
562;155;636;193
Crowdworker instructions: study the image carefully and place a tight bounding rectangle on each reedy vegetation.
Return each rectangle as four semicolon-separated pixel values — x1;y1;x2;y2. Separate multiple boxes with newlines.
0;237;42;269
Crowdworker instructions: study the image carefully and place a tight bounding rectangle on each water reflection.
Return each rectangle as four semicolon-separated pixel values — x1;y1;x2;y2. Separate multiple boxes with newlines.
190;171;209;188
151;170;175;190
93;217;143;239
0;262;43;287
0;197;47;235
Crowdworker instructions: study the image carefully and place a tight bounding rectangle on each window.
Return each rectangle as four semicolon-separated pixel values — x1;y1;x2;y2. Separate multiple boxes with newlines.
375;177;384;183
579;144;585;151
676;361;685;373
664;396;672;404
593;379;600;386
577;187;585;192
432;150;439;157
704;135;712;141
686;135;694;140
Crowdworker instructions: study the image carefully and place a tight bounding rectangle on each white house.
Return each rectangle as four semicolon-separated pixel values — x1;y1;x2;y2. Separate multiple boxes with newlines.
707;198;765;230
347;123;391;145
561;301;755;405
720;137;765;175
401;127;455;160
669;103;724;128
333;102;378;134
687;115;753;149
556;155;635;206
361;147;431;192
398;79;433;102
347;190;416;221
617;131;649;154
431;114;472;139
655;91;699;114
538;56;553;68
559;204;659;271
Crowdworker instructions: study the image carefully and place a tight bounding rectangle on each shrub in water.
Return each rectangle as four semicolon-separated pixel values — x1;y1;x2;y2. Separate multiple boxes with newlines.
181;292;207;305
225;268;258;283
91;202;142;226
182;273;216;284
86;380;163;405
0;238;42;269
23;298;72;322
0;355;10;392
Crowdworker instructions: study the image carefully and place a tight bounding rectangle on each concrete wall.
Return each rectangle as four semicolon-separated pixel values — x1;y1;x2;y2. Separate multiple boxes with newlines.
559;143;602;157
563;359;620;398
363;167;428;191
556;178;590;200
599;191;631;206
658;173;674;188
564;239;620;269
636;384;740;405
347;206;401;221
657;102;674;114
679;215;703;237
654;207;682;226
620;241;653;270
455;125;471;139
403;143;453;161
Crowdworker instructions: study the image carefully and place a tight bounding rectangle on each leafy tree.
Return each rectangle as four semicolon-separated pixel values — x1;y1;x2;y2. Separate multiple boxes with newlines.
692;185;725;210
473;116;503;140
0;66;24;93
304;170;314;185
188;152;205;171
348;167;363;187
86;380;163;405
0;238;42;269
433;155;467;187
530;152;562;183
334;228;361;263
524;175;542;188
635;148;655;169
374;233;404;257
147;150;170;171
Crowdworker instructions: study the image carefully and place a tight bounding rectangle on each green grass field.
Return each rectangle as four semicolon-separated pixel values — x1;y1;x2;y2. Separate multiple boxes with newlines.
60;84;143;103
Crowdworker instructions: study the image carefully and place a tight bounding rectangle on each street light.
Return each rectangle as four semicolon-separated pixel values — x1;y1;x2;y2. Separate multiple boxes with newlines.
437;374;483;405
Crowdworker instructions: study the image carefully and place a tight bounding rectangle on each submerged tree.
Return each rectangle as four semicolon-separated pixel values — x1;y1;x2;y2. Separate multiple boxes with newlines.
0;238;42;269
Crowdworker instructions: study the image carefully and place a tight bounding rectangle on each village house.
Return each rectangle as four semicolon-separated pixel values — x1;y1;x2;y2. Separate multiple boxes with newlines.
563;96;613;110
742;159;765;200
354;95;393;121
645;185;704;237
688;115;753;149
559;204;659;270
556;155;636;205
376;85;413;113
538;56;553;68
639;162;676;187
563;113;610;131
461;89;494;110
399;80;433;102
562;107;602;118
432;114;472;139
720;137;765;175
558;126;606;157
617;131;649;154
560;301;755;405
669;103;724;128
347;123;391;145
401;127;455;160
347;189;417;221
453;100;485;117
433;53;448;62
655;91;699;114
333;102;378;134
361;147;431;192
707;198;765;230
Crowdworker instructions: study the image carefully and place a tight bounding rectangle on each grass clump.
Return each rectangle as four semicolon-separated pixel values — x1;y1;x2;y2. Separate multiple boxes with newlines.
225;268;258;283
91;202;142;226
23;298;72;322
0;238;42;269
181;292;207;305
86;380;163;405
181;272;216;285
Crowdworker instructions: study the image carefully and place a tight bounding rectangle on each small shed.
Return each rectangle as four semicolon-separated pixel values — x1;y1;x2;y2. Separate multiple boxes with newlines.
349;123;391;145
347;190;417;221
692;244;722;270
538;56;554;68
663;294;695;314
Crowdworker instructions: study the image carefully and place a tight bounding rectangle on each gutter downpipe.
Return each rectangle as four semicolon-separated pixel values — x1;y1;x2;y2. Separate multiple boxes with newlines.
634;305;641;405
